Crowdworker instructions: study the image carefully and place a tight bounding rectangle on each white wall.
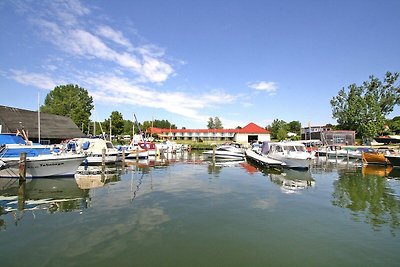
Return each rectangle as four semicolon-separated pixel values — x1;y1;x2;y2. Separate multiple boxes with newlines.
234;133;271;144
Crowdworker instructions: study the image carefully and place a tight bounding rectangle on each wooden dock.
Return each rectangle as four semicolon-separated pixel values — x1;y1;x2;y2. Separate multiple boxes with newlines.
245;149;285;168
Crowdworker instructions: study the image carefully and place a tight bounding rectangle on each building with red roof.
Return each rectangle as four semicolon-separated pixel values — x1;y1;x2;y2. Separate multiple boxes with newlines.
147;122;270;144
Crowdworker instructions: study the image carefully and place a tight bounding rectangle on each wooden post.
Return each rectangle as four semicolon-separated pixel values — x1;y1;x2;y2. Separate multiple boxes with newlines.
102;148;106;173
18;179;26;211
212;146;216;161
19;152;27;182
122;148;125;167
136;147;139;162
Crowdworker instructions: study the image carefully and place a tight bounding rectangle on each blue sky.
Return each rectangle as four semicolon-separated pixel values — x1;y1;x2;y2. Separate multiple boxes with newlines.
1;0;399;129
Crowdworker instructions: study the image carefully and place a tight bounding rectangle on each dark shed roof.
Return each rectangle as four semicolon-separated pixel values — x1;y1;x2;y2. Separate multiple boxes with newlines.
0;105;85;141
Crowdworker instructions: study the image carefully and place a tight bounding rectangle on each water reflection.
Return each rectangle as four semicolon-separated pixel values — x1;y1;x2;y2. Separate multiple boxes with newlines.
75;165;122;189
207;159;245;176
332;168;400;234
362;165;393;177
269;169;315;193
0;177;89;229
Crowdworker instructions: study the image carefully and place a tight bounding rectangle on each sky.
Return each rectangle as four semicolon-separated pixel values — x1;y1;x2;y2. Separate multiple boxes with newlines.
1;0;399;130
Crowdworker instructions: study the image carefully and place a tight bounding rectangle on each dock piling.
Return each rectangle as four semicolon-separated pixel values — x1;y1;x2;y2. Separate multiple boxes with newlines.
19;152;27;182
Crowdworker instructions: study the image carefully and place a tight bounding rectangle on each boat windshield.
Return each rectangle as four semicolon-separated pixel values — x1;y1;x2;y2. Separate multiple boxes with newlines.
106;142;114;149
295;146;306;152
283;146;296;152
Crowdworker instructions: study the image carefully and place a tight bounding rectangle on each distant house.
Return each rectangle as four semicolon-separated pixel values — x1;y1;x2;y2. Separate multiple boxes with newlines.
301;125;355;146
148;122;270;144
0;105;85;144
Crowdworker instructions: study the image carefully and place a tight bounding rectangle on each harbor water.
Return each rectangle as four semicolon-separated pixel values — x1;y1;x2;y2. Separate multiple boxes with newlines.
1;153;400;267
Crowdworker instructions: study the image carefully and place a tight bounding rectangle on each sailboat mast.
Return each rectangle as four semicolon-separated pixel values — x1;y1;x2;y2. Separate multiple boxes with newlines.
38;92;41;144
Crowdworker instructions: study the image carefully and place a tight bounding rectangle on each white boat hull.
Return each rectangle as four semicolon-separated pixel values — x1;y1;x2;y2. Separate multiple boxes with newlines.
203;151;245;160
1;154;86;177
268;155;311;169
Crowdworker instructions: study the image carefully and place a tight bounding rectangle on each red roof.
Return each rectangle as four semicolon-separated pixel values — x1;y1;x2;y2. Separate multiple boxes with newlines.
239;122;269;134
147;122;269;134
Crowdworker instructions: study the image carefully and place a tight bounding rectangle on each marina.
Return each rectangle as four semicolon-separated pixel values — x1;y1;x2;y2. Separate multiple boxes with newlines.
1;152;400;266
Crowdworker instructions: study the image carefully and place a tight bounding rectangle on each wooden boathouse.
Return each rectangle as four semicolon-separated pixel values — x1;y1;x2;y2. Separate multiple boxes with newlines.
0;105;85;144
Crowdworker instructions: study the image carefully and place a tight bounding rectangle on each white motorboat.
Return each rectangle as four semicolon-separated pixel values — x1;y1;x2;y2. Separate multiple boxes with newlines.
203;143;245;160
263;141;312;169
0;153;86;178
66;138;120;164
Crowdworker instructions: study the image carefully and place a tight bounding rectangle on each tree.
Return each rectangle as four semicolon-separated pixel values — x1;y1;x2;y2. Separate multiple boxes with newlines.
288;121;301;135
331;72;400;139
110;111;124;136
207;117;214;129
123;120;133;135
214;116;223;129
207;117;223;129
41;84;94;128
387;116;400;134
276;127;288;141
268;119;287;139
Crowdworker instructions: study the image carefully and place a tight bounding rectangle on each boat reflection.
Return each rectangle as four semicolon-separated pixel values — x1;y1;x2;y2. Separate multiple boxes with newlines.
269;169;315;193
0;177;89;216
207;159;245;176
74;165;122;189
361;165;393;177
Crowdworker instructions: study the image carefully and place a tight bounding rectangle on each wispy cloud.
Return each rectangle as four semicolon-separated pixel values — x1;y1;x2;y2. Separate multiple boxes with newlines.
25;0;173;84
9;70;59;90
7;0;239;124
248;81;277;96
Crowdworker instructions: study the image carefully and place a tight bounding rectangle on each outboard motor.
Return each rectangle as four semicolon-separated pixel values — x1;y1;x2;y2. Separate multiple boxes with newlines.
261;141;270;155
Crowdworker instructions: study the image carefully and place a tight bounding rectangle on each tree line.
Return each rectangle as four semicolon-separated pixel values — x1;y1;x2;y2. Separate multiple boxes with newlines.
40;84;177;139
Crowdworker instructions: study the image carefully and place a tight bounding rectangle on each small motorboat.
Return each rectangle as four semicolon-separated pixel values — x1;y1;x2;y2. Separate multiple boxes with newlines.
203;143;245;160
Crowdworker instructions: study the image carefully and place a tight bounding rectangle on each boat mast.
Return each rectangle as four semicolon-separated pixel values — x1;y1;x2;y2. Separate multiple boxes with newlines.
38;92;41;144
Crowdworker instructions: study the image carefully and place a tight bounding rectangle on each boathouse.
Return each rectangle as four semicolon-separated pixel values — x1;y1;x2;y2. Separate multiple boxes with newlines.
148;122;271;144
0;105;85;144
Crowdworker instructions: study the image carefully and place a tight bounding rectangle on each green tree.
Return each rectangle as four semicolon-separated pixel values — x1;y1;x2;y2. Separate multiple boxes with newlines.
41;84;94;128
110;111;124;136
214;116;223;129
387;116;400;134
331;72;400;139
207;117;214;129
288;121;301;135
123;120;133;136
276;127;288;141
268;119;287;139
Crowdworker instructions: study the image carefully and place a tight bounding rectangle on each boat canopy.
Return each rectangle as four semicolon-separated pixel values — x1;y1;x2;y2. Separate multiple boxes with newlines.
0;134;26;145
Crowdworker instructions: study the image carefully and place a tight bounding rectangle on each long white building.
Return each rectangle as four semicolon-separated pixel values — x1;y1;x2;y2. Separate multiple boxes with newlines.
148;122;270;144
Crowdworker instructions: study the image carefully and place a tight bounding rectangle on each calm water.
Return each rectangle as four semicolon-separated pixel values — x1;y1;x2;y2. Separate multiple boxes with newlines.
1;153;400;267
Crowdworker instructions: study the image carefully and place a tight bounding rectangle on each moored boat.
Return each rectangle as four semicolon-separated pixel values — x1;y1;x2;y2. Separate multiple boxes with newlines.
385;154;400;167
66;138;120;164
203;143;245;160
265;141;312;169
362;148;395;165
0;153;86;177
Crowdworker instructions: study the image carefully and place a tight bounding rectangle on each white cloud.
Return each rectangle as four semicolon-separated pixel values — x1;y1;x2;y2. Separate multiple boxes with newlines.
248;81;277;95
9;70;58;90
96;25;134;51
27;1;174;83
79;73;236;122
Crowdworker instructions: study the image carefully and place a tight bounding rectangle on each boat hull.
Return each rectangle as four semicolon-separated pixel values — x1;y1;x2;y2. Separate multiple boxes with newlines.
385;155;400;167
202;151;245;160
362;151;390;165
0;154;86;177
